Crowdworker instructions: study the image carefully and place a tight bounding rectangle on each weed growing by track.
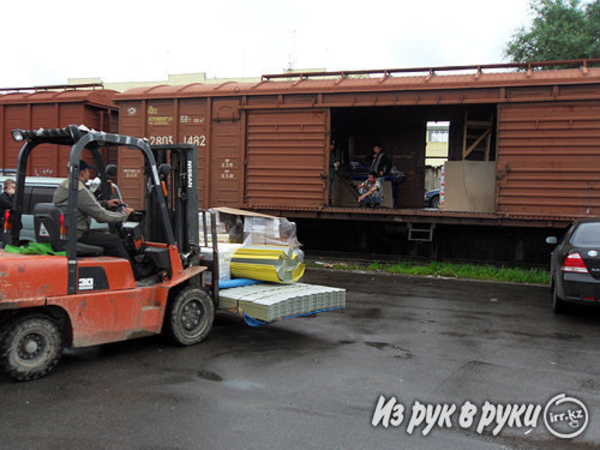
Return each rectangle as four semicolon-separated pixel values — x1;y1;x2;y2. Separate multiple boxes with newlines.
310;260;549;285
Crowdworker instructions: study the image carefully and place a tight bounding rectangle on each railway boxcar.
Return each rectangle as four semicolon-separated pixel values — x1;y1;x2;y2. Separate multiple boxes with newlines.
114;60;600;227
0;85;118;177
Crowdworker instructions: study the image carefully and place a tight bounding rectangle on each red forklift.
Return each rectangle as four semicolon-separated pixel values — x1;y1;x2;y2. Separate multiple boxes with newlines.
0;125;219;381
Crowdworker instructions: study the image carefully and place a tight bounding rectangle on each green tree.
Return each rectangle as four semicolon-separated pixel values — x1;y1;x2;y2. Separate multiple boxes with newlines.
504;0;600;63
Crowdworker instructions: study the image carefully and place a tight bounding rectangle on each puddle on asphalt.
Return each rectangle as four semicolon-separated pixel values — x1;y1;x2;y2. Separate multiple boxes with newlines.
365;342;412;359
197;370;223;382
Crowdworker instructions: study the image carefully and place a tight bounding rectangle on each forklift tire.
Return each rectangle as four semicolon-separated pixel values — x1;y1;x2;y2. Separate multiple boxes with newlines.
0;314;63;381
165;287;215;346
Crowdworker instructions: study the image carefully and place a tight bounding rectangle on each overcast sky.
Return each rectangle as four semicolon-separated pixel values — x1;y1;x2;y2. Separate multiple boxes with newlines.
1;0;533;88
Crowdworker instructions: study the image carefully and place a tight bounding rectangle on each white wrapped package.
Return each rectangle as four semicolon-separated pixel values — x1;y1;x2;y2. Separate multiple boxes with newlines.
201;243;243;283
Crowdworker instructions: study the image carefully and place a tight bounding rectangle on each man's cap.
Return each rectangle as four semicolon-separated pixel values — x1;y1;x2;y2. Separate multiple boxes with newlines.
79;160;95;171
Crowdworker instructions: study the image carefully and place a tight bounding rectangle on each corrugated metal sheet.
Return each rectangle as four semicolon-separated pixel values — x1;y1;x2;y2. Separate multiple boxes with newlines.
497;101;600;216
245;109;328;207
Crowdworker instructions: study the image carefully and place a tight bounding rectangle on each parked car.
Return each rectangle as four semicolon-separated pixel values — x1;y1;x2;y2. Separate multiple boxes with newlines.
547;219;600;313
0;176;64;244
424;189;440;209
0;175;114;245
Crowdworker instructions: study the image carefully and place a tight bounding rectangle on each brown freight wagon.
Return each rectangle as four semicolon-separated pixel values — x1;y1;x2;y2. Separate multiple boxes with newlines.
0;85;118;177
114;60;600;228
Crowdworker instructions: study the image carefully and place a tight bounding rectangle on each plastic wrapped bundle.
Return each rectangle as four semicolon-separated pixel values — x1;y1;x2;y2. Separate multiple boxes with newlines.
200;243;243;282
243;216;302;251
230;245;305;283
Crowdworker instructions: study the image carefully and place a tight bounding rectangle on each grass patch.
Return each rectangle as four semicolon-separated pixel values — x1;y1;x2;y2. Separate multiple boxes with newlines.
309;260;549;284
366;261;549;284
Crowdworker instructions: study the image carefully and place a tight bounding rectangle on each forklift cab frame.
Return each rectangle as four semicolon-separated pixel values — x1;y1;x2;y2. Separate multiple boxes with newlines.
0;125;219;381
9;125;177;294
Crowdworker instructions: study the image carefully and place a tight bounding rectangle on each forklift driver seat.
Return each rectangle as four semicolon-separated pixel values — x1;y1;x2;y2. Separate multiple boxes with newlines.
34;203;104;257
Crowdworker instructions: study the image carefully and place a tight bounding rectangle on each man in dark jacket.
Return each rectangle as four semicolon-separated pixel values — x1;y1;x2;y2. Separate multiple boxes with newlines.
369;143;401;208
0;178;15;247
370;143;392;178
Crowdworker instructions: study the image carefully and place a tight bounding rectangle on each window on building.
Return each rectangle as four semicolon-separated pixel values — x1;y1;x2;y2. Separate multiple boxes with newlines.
425;121;450;167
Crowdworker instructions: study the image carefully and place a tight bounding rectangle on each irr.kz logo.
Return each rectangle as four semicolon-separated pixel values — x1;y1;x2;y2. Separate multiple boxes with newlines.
544;393;588;439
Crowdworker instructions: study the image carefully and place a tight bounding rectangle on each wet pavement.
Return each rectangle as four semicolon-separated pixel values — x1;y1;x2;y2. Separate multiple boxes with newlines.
1;269;599;450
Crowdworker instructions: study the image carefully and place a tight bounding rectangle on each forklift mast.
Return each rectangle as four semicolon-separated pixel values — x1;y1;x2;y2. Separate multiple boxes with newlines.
138;144;219;297
147;144;200;261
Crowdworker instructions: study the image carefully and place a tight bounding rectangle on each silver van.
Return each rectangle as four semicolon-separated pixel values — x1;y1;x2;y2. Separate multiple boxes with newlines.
0;175;112;245
0;175;64;244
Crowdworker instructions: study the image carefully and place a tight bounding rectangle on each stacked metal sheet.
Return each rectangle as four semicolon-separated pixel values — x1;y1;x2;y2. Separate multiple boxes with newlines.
218;282;346;322
230;245;305;283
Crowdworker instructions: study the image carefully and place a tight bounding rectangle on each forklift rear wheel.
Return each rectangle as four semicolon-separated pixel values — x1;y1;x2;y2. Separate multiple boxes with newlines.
0;314;63;381
166;287;215;346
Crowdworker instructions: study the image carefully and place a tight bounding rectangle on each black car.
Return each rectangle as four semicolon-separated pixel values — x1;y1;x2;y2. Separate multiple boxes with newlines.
424;189;440;209
547;219;600;313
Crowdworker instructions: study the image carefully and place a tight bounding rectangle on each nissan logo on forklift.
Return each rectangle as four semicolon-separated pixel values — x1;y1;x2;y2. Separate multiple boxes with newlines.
0;125;220;381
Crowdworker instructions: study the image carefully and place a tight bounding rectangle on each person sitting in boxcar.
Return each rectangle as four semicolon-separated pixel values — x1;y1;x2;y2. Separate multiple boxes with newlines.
357;172;384;208
53;160;138;274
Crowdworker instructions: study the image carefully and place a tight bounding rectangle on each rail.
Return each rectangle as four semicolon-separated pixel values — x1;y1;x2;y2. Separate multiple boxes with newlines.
0;83;105;93
261;58;600;81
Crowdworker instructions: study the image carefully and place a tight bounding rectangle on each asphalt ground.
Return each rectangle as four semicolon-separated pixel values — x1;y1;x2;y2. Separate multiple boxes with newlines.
1;269;599;450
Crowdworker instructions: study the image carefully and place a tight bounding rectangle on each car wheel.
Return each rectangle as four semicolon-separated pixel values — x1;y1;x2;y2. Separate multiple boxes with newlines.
0;314;64;381
552;283;568;314
431;195;440;209
165;286;214;346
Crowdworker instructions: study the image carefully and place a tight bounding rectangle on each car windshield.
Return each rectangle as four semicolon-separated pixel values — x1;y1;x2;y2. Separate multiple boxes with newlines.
572;222;600;247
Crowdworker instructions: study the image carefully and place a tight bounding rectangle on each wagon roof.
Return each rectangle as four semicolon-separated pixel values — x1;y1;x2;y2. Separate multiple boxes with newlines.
115;63;600;101
0;88;118;108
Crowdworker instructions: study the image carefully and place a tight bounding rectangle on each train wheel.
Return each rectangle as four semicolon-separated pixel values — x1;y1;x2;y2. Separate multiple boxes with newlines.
0;314;63;381
165;287;214;346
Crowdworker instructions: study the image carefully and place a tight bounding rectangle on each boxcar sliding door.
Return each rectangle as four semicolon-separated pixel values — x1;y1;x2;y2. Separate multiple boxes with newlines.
244;109;329;208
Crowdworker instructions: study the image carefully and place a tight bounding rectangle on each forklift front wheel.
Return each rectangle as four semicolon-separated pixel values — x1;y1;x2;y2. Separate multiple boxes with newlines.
0;314;64;381
165;287;215;346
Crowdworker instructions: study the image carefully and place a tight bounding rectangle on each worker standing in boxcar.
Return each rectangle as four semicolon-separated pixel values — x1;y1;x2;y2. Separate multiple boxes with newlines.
369;143;395;208
329;139;343;204
370;143;392;179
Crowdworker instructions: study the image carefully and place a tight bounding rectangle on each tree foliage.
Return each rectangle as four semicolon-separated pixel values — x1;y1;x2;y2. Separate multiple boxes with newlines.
504;0;600;63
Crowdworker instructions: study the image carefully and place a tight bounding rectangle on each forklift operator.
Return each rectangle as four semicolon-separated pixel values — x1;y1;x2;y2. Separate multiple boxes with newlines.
53;160;137;271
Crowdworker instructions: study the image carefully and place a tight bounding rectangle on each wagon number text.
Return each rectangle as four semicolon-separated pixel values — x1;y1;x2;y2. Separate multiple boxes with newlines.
148;135;206;146
183;135;207;146
149;135;173;145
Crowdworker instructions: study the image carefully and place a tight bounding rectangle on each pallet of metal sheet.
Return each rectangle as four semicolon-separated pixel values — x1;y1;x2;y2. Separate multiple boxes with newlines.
218;282;346;322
